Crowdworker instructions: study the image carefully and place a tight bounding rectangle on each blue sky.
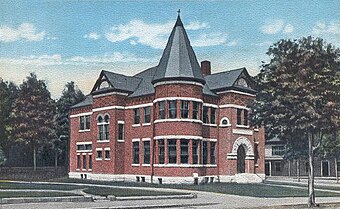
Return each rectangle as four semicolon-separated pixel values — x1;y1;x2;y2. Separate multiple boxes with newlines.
0;0;339;98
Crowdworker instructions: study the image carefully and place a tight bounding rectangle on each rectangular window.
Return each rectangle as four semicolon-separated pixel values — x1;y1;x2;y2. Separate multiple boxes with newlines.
159;101;165;119
180;101;189;118
211;108;216;124
158;140;165;164
168;139;177;164
337;162;340;172
134;109;140;124
203;106;209;123
305;162;309;173
104;124;109;140
82;155;86;169
77;145;84;151
202;141;208;164
272;145;285;156
98;125;103;141
96;150;102;160
168;101;177;119
237;109;242;125
105;150;110;160
192;102;199;119
180;140;189;164
275;161;282;172
144;107;151;123
243;109;248;126
85;144;92;150
118;123;124;141
144;141;150;164
79;116;85;130
77;155;81;169
85;115;90;129
192;140;199;164
88;155;92;169
133;142;139;164
210;142;216;164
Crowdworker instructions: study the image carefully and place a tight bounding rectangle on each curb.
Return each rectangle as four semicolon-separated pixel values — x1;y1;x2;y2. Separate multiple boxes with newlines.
85;202;218;209
0;193;197;205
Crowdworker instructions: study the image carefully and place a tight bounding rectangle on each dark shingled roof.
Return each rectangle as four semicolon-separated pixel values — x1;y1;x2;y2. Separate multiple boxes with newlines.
152;15;205;85
205;68;245;91
129;67;157;98
71;95;93;108
101;70;141;93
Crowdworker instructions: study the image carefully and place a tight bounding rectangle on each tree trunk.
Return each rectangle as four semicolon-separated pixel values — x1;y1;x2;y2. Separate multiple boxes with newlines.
33;145;36;171
297;158;300;182
308;133;316;207
55;150;58;171
335;157;338;183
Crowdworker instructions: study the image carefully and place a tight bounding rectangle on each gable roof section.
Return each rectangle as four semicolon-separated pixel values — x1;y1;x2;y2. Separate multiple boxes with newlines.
91;70;142;94
129;67;157;98
152;15;205;85
71;94;93;108
205;68;256;93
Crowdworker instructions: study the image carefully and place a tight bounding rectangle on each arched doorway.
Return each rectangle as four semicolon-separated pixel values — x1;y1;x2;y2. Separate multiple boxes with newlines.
237;145;246;173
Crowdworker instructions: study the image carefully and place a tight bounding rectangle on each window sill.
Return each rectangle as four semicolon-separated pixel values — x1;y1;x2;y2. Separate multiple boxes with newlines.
132;124;140;127
97;140;110;143
76;169;80;171
203;123;217;127
76;150;92;153
236;125;250;128
96;158;102;161
88;169;92;171
142;123;151;126
79;129;91;133
154;118;203;124
104;158;110;161
142;164;150;167
132;164;140;167
117;140;125;143
81;169;87;171
254;128;259;132
219;124;231;127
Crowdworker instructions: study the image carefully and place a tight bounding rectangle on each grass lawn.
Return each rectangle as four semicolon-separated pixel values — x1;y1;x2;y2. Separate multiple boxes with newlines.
266;181;340;192
83;187;187;197
0;182;84;191
56;178;340;198
0;191;80;198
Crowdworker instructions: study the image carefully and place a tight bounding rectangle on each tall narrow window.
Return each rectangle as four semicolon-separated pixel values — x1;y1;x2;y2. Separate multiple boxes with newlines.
104;115;109;140
77;155;81;169
79;116;85;130
97;116;104;141
180;140;189;164
192;102;199;119
134;109;140;124
88;155;92;169
82;155;86;169
210;142;216;164
192;140;199;164
158;140;165;164
143;141;150;164
144;107;151;123
237;109;242;125
159;101;165;119
105;150;110;160
85;115;90;129
96;150;102;160
211;108;216;124
118;122;124;141
180;101;189;118
243;109;248;126
202;141;208;164
133;142;139;164
203;106;209;123
168;139;177;164
168;101;177;119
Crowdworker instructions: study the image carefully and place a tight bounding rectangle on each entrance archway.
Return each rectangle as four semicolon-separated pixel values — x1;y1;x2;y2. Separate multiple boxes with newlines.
237;145;246;173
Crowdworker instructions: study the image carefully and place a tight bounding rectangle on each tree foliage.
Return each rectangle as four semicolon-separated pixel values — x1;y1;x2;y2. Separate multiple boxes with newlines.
11;73;56;169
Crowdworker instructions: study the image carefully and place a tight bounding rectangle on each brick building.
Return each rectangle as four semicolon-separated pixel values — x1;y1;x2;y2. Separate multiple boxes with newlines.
69;15;265;184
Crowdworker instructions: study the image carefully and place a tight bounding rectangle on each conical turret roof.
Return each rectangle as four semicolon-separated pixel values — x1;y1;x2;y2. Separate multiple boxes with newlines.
152;15;205;85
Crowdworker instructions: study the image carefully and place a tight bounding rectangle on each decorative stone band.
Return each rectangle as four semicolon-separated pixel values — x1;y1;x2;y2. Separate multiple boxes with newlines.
216;90;256;97
70;112;92;118
153;97;203;103
232;129;253;136
154;118;203;124
154;135;202;140
203;103;218;108
76;142;92;145
92;91;129;98
153;80;204;88
219;104;249;109
153;164;217;168
226;153;255;160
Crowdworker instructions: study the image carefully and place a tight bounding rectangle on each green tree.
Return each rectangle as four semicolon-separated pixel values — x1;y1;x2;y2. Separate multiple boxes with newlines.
250;37;340;207
320;131;340;183
0;79;19;161
55;82;85;168
11;73;56;170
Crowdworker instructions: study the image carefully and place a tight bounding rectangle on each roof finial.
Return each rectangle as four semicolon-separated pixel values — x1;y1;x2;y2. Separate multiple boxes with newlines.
177;9;180;16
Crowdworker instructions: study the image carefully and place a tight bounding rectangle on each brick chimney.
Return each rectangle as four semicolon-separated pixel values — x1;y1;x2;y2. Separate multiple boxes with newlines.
201;60;211;76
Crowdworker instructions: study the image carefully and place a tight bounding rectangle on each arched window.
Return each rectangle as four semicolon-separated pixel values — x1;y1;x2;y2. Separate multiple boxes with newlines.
236;78;248;88
98;80;110;90
220;117;231;127
97;114;109;141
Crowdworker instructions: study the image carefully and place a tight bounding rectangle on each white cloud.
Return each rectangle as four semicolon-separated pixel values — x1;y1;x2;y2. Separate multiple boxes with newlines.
251;41;272;47
84;32;101;40
105;19;225;49
260;19;293;34
225;39;239;46
312;21;340;35
0;52;157;67
283;24;294;33
0;23;45;42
